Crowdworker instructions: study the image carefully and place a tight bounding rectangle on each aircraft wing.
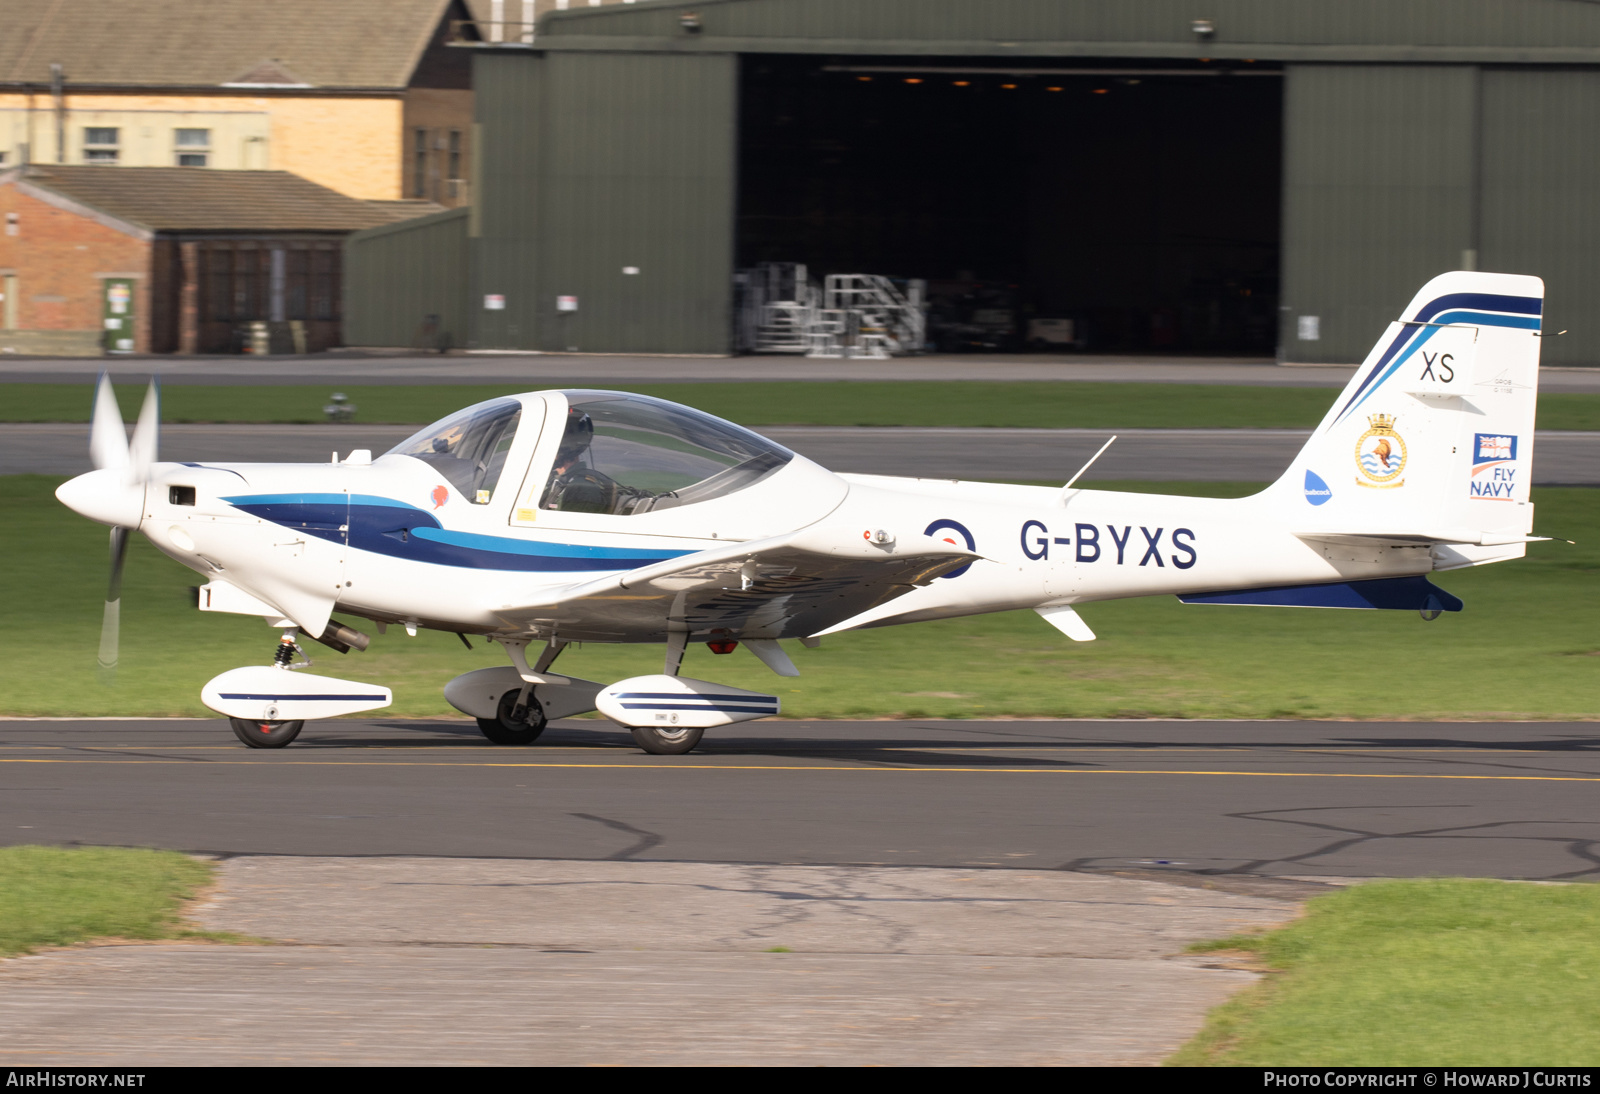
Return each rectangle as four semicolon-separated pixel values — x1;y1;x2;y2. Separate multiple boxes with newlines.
493;525;980;642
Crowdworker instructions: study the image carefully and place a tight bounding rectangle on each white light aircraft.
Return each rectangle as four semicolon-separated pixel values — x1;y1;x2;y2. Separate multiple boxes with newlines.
56;272;1548;753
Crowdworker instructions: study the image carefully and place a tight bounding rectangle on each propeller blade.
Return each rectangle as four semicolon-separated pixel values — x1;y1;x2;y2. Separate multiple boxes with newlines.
88;372;129;472
128;378;159;480
98;526;128;680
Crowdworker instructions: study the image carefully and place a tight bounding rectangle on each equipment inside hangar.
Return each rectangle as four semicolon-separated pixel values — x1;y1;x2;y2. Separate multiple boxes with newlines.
736;56;1281;353
344;0;1600;367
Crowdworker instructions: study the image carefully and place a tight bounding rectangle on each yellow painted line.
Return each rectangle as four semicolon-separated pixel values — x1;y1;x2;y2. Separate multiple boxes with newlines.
2;757;1600;782
0;745;1562;754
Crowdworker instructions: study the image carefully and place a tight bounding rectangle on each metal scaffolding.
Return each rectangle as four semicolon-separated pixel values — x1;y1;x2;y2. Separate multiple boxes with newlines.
737;263;925;359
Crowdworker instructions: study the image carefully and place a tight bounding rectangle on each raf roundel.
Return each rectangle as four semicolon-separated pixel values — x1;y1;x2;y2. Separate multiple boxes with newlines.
922;519;976;579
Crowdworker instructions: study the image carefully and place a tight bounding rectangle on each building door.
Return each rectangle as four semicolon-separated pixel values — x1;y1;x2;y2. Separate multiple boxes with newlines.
1;275;16;330
102;278;135;353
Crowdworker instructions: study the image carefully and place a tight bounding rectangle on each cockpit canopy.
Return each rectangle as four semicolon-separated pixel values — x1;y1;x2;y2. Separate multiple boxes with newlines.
541;391;794;516
387;398;521;505
386;391;795;517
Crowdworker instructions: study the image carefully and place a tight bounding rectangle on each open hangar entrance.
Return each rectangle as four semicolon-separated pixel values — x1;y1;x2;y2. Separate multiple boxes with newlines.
736;56;1282;354
443;1;1600;366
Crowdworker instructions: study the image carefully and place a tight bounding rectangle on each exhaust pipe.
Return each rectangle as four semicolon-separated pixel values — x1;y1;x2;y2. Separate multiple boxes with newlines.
300;620;371;654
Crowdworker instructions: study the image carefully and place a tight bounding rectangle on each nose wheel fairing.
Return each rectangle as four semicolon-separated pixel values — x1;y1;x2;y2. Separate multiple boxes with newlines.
200;665;392;722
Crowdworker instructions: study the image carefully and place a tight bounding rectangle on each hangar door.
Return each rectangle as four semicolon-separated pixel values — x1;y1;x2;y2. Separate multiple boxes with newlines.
737;57;1283;354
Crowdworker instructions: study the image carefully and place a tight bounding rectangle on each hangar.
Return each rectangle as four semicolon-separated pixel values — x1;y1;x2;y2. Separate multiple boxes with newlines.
345;0;1600;366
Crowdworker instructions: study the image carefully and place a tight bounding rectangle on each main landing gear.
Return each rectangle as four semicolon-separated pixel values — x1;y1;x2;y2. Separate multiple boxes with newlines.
627;725;705;756
477;688;548;745
445;635;781;756
591;631;777;756
473;637;566;746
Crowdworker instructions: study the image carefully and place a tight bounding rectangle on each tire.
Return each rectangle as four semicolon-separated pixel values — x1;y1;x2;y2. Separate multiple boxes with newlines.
476;689;548;745
230;718;304;749
629;725;705;755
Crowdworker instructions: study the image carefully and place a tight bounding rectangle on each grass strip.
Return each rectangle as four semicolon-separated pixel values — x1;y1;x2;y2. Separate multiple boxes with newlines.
10;380;1599;430
0;846;233;958
1170;879;1600;1066
4;474;1595;719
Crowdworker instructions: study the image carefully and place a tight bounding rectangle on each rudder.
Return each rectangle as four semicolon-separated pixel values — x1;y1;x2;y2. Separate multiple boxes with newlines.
1267;271;1543;551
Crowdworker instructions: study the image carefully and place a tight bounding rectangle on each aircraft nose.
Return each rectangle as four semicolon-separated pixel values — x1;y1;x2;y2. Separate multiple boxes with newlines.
55;468;146;529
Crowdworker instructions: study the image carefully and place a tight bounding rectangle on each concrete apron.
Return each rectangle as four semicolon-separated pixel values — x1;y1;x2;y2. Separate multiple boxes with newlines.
0;858;1302;1066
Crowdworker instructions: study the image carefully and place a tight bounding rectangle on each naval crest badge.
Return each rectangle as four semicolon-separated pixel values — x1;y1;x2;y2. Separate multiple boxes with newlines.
1355;413;1407;488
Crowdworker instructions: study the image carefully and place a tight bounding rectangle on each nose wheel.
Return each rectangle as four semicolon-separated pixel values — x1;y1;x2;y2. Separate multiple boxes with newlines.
230;718;304;749
477;689;548;745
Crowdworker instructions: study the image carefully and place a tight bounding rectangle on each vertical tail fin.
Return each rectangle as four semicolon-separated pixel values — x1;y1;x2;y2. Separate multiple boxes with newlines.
1267;271;1543;552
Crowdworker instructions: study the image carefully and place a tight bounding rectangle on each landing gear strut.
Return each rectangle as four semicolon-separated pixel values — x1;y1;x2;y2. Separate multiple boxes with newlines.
475;638;566;745
229;631;310;748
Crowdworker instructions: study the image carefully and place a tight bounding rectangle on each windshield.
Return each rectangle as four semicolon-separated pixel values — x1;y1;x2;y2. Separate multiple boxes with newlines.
540;391;793;516
388;398;522;504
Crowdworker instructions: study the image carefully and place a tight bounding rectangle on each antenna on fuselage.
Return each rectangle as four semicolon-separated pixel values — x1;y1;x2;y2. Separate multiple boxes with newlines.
1058;435;1117;502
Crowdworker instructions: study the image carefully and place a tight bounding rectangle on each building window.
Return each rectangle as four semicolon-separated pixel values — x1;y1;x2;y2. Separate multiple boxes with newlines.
83;127;119;163
174;128;210;167
412;128;428;199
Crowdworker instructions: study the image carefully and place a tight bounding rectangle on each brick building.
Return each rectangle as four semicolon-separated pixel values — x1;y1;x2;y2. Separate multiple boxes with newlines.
0;165;434;354
0;0;484;205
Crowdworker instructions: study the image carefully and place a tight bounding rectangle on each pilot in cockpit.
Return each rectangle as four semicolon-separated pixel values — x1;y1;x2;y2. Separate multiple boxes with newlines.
542;408;665;515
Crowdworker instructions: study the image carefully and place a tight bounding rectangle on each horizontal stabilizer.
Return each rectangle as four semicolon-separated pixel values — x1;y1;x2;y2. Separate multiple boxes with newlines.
1179;576;1462;612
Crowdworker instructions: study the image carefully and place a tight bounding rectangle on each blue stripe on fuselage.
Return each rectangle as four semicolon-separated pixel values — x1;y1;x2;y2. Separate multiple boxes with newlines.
222;493;692;572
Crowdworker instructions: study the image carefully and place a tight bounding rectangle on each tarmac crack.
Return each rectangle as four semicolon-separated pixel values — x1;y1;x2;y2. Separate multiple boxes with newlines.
568;812;664;860
1217;806;1600;880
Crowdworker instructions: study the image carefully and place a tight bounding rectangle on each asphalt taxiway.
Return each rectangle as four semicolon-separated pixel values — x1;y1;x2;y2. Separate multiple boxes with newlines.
6;717;1600;880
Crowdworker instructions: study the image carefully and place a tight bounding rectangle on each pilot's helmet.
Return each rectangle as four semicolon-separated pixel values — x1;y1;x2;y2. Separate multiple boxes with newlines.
556;408;594;466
